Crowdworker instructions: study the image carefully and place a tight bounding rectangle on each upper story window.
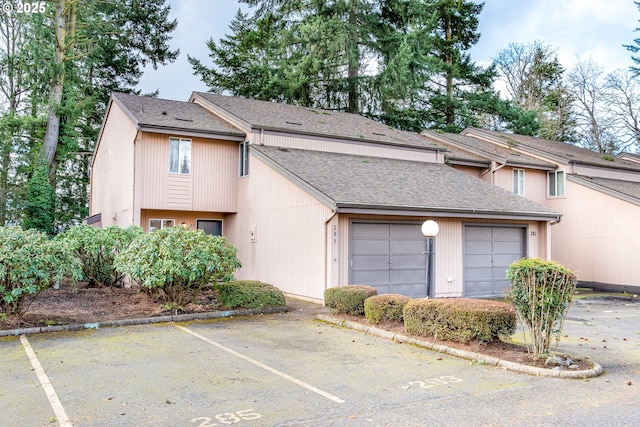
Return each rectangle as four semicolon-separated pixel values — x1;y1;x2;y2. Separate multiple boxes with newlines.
513;169;525;196
169;138;191;175
548;170;565;197
239;141;249;177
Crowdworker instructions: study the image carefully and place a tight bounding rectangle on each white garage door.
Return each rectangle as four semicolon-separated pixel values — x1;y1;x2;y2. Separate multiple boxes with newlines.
464;225;525;298
350;223;427;298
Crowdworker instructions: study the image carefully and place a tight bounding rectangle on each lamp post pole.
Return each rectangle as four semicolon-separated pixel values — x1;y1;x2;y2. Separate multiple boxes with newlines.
421;220;439;299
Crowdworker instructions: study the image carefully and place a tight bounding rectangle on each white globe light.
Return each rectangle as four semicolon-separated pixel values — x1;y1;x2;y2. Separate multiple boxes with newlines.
421;220;439;237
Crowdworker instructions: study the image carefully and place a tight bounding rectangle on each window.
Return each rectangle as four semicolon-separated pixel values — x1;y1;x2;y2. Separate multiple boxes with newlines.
169;138;191;174
513;169;525;196
239;141;249;177
548;170;565;197
197;219;223;236
149;219;175;232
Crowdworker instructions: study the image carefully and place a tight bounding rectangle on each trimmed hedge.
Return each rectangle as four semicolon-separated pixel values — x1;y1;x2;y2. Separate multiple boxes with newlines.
324;285;377;315
403;298;516;343
215;280;286;309
364;294;410;324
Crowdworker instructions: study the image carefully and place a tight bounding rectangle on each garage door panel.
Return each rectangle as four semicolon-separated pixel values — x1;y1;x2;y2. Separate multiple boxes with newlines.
391;269;426;284
465;226;493;239
465;241;493;254
466;266;493;280
465;280;494;298
494;254;521;268
493;241;523;254
351;239;389;255
388;283;427;298
493;227;523;240
352;223;390;239
391;254;425;269
390;239;425;254
352;255;389;268
352;269;390;285
465;254;492;268
390;224;422;239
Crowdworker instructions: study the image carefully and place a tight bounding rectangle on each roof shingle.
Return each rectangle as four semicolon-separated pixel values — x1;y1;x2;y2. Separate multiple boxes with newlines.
252;145;560;218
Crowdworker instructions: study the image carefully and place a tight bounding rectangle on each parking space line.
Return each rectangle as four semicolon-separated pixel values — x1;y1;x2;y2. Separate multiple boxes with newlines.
20;335;73;427
175;325;346;404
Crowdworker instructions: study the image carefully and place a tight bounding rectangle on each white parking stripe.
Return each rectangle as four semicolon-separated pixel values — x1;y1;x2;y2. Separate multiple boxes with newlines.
20;335;73;427
176;325;346;404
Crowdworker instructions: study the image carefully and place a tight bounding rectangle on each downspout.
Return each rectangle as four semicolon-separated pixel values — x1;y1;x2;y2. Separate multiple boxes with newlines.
480;160;507;185
323;208;338;303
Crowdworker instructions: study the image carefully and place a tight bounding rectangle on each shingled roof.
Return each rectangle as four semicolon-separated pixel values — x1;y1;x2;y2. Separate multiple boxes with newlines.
192;92;440;150
111;92;245;138
463;128;640;172
422;130;556;170
251;145;560;219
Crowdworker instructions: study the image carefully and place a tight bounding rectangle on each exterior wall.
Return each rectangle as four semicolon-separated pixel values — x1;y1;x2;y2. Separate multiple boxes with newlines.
336;214;548;298
253;130;441;163
226;154;333;301
140;209;228;233
572;163;640;182
90;102;137;227
136;132;238;212
546;181;640;287
452;165;482;178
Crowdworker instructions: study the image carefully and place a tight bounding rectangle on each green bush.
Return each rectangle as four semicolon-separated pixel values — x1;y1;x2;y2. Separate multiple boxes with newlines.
324;285;377;315
506;258;577;356
403;298;516;343
0;226;81;318
114;226;241;311
215;280;286;309
57;225;143;287
364;294;410;324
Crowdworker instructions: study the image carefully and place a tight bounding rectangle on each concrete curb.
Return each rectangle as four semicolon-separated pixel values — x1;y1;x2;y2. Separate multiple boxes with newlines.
0;306;288;337
316;314;604;379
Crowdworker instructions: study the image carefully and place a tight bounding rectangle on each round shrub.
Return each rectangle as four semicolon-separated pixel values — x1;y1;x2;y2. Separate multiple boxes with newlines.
215;280;286;309
364;294;410;324
324;285;377;315
114;226;241;311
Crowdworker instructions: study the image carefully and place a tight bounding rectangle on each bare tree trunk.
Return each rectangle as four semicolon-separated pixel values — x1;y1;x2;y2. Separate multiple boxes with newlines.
444;14;454;127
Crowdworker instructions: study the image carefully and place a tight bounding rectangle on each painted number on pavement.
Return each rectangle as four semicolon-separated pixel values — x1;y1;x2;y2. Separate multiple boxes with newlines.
402;376;463;389
191;409;262;426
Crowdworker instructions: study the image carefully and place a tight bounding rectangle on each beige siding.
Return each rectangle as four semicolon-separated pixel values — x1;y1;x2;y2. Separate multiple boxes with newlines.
140;209;227;232
226;155;333;300
547;181;640;287
336;214;547;298
452;165;482;178
90;102;137;227
137;133;237;212
254;130;441;163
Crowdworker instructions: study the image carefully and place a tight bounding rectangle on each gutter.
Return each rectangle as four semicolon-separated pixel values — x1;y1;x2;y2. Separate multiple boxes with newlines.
481;160;507;184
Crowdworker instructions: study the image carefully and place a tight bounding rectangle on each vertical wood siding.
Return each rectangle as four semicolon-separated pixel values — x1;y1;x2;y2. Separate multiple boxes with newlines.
226;155;333;300
90;102;137;227
258;131;440;163
138;133;237;212
547;181;640;287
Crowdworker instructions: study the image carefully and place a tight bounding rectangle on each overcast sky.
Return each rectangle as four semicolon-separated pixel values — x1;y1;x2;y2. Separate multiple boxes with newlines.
137;0;640;101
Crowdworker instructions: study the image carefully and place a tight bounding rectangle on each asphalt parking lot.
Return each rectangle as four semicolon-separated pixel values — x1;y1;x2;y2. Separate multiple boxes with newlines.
1;297;639;427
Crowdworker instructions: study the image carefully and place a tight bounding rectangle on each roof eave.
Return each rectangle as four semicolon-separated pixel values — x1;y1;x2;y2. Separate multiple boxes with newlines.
138;124;246;141
568;175;640;206
335;203;561;221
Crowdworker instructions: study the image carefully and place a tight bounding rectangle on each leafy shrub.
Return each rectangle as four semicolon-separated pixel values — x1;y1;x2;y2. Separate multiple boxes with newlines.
215;280;286;309
324;285;377;315
57;225;143;287
403;298;516;343
506;258;577;356
364;294;410;324
0;226;81;318
114;226;241;311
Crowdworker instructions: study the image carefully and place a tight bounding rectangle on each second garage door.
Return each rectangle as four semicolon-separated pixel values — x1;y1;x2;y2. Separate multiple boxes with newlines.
464;225;525;298
350;223;427;297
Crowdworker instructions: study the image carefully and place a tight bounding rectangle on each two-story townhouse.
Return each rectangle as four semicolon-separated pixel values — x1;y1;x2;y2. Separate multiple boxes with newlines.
90;92;560;302
422;128;640;292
